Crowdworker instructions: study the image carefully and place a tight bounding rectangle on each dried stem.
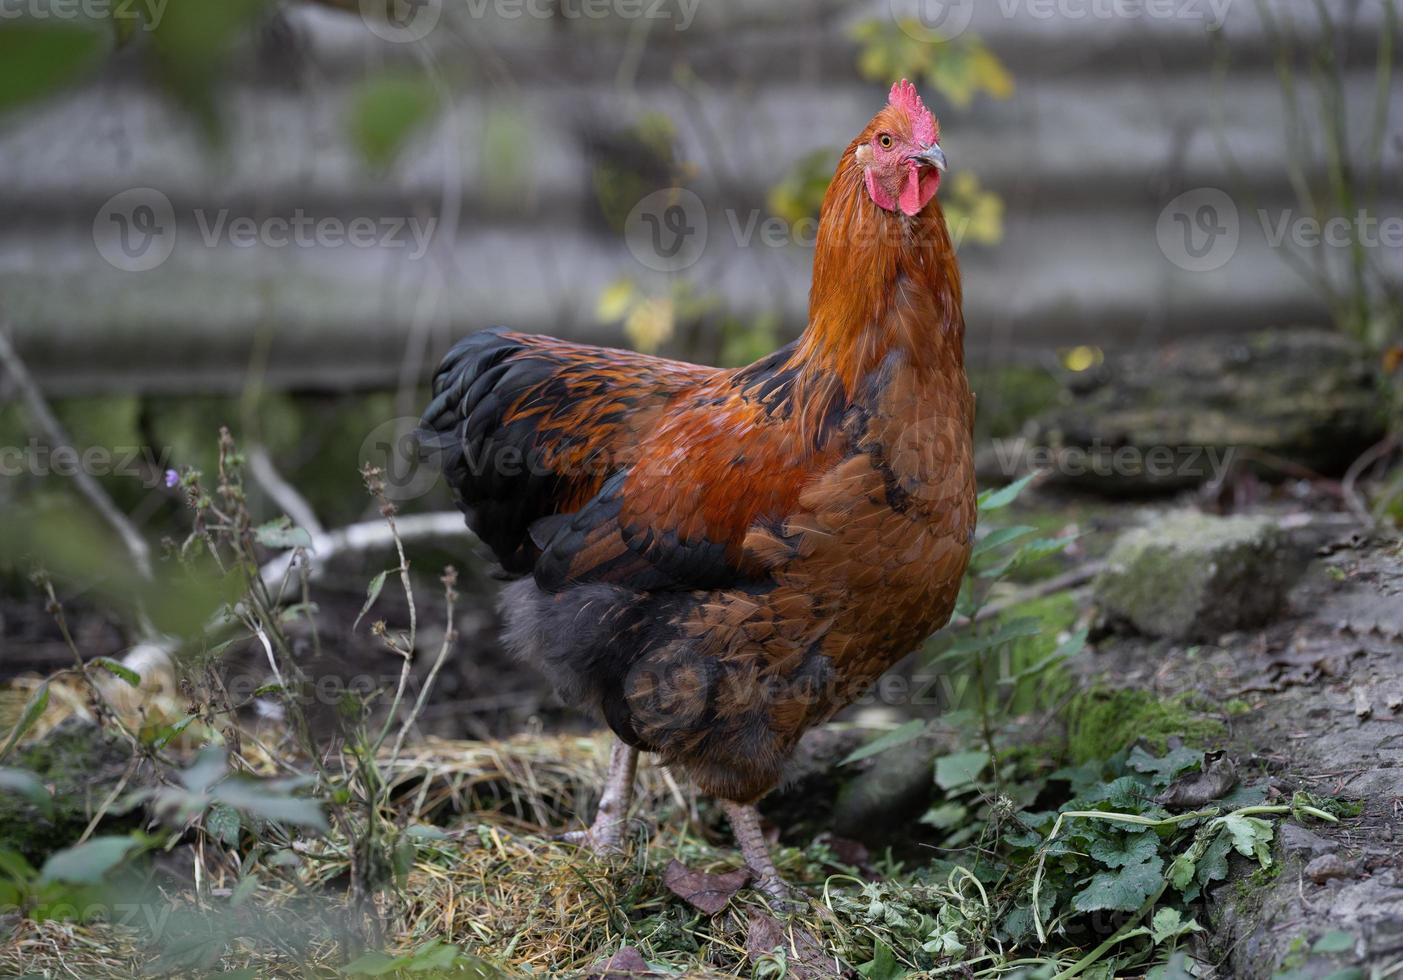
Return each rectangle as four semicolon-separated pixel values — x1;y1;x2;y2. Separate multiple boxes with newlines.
387;567;459;769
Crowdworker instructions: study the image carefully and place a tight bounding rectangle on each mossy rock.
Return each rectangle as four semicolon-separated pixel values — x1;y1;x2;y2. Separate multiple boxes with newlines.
1066;689;1225;764
1094;511;1302;641
983;328;1386;493
0;720;138;865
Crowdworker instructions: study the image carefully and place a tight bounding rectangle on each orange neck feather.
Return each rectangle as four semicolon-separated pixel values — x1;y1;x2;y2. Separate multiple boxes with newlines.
779;143;964;448
796;141;965;395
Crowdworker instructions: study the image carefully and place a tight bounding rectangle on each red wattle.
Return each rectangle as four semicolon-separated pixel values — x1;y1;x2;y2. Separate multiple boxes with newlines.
866;168;898;213
899;161;938;216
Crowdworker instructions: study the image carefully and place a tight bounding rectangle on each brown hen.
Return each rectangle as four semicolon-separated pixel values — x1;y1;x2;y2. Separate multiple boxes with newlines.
419;80;975;900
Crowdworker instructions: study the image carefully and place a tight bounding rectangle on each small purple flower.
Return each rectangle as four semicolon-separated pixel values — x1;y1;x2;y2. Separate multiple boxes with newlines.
164;469;179;489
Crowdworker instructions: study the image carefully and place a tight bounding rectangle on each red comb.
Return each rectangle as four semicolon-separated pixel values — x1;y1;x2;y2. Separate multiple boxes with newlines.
888;79;938;146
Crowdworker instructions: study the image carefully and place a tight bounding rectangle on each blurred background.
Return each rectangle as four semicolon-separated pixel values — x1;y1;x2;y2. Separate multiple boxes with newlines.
2;5;1403;975
1;0;1400;731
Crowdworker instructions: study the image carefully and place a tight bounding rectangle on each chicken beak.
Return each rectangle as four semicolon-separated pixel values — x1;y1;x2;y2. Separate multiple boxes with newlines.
913;144;947;172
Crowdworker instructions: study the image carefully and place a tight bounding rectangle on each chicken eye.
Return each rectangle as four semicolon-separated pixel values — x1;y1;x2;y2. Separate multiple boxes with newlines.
878;134;893;149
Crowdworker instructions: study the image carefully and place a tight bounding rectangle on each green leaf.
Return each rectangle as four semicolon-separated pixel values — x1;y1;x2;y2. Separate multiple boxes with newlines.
1075;775;1161;811
205;803;242;847
253;518;314;550
970;525;1036;559
1187;830;1234;901
920;802;968;830
974;534;1075;580
354;569;391;631
856;939;906;980
404;939;462;969
0;21;106;115
39;835;144;885
0;879;21;908
932;617;1042;663
92;657;141;687
1015;536;1077;563
977;472;1038;512
1128;745;1205;786
348;74;440;170
1313;930;1355;954
343;951;400;977
0;768;52;817
278;601;319;624
1070;855;1164;913
1148;952;1197;980
841;720;926;766
1088;831;1159;869
1150;907;1203;944
1167;853;1196;891
1000;629;1089;686
0;681;50;762
1150;907;1183;942
1221;813;1274;866
212;780;328;832
151;713;197;750
179;746;228;795
935;750;990;791
0;848;38;885
1217;782;1270;809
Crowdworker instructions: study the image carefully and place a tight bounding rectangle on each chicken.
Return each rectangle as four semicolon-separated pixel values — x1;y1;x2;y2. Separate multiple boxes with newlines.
418;80;975;901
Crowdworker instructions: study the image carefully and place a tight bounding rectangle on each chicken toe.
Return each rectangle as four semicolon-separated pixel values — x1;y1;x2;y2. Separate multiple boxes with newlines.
559;739;638;856
721;800;794;907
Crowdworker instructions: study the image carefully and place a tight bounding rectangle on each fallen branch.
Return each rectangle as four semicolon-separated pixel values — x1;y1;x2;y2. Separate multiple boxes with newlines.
258;512;468;592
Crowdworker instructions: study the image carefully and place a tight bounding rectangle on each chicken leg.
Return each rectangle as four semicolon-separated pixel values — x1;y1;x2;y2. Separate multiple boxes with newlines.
560;739;638;855
722;799;792;906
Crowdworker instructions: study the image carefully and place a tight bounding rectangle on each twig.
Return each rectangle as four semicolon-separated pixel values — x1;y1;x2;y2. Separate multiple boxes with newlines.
249;620;289;695
258;512;468;592
387;567;459;767
1341;434;1400;529
0;325;153;582
77;756;140;845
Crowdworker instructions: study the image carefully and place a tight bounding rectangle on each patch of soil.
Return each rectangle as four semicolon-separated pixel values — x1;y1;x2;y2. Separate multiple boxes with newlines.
1084;531;1403;976
1;542;575;742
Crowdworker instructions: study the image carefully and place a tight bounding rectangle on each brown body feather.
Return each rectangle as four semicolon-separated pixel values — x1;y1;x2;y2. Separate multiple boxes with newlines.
421;97;975;804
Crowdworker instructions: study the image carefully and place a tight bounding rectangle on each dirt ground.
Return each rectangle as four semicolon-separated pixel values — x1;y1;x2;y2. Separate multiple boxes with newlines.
1084;526;1403;976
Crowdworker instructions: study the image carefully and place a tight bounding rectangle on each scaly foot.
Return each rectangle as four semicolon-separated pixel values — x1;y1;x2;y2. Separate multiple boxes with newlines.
557;739;638;858
722;800;800;910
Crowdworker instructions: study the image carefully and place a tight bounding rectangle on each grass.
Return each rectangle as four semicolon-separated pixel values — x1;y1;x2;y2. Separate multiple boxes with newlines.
0;731;839;978
0;716;1350;980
